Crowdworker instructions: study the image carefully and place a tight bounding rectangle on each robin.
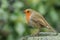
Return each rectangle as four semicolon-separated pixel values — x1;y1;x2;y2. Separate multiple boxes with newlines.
24;9;56;36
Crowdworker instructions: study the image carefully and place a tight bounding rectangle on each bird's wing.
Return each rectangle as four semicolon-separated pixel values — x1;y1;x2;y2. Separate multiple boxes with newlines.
30;12;56;32
31;12;48;28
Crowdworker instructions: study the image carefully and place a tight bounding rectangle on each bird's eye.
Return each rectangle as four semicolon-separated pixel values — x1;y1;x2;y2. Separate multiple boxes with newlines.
27;11;30;13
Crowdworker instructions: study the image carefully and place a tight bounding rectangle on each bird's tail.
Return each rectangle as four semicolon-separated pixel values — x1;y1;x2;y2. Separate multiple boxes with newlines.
45;20;57;32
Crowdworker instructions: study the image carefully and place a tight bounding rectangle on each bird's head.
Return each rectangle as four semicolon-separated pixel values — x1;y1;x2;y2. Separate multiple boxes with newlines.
24;9;33;23
24;9;33;14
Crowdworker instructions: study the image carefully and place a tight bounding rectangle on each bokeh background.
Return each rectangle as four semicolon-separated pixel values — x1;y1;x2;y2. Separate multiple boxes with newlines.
0;0;60;40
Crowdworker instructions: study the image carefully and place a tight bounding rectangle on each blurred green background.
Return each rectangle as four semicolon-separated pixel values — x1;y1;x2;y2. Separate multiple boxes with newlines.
0;0;60;40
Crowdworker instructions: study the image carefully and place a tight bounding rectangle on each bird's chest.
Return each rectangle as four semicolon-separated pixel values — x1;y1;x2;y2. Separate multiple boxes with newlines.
26;13;34;27
26;13;31;23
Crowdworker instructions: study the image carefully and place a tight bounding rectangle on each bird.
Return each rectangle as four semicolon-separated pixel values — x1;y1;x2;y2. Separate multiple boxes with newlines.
24;9;56;36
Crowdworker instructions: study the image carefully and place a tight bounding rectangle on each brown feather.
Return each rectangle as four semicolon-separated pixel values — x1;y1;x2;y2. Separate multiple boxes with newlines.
29;9;56;32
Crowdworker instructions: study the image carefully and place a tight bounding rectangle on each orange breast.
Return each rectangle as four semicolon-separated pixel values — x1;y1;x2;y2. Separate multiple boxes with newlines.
26;13;31;23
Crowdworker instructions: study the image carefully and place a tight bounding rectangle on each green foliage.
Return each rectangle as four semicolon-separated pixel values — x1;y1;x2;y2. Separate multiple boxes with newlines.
0;0;60;40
